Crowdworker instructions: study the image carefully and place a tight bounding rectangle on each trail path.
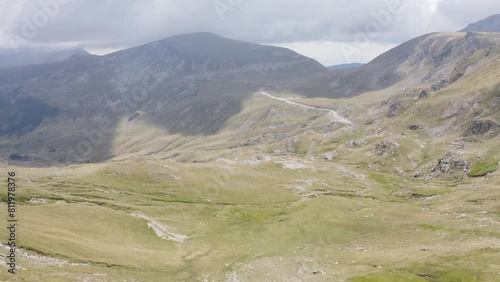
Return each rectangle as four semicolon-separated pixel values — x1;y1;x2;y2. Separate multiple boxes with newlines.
131;212;188;243
259;91;352;124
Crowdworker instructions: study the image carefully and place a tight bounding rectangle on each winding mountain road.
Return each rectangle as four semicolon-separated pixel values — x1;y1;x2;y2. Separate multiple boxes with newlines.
188;74;352;125
259;91;352;124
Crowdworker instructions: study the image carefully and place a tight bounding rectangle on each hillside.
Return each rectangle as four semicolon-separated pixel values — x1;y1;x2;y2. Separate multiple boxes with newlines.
461;14;500;32
0;33;325;164
0;31;498;165
0;48;90;68
0;28;499;281
292;32;500;98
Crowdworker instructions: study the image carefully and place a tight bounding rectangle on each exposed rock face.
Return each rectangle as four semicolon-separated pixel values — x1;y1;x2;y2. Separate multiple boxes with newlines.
374;141;400;157
324;32;500;98
430;153;470;177
418;90;429;99
431;80;449;92
387;100;406;118
464;120;499;137
347;139;367;148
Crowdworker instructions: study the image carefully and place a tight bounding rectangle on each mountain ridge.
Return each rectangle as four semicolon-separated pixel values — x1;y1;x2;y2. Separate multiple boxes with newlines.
461;14;500;32
0;48;90;68
0;30;499;165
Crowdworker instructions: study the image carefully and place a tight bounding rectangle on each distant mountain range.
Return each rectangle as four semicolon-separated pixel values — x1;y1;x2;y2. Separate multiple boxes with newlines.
461;14;500;32
0;16;499;164
327;63;364;70
0;32;326;163
0;48;90;68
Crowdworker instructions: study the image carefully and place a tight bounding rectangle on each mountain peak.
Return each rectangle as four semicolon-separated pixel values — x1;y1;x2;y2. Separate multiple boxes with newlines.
166;32;223;40
461;14;500;32
111;32;325;75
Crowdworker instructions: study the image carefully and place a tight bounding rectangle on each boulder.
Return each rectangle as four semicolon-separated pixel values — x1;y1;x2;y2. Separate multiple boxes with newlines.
409;124;423;130
347;139;367;148
413;170;424;178
418;90;429;99
464;120;499;137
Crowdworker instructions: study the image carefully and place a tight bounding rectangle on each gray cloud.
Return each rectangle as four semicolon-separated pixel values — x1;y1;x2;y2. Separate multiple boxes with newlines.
0;0;498;63
436;0;500;27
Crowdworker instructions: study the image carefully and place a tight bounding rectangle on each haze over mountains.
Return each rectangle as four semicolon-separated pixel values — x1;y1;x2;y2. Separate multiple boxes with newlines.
327;63;364;70
0;48;90;68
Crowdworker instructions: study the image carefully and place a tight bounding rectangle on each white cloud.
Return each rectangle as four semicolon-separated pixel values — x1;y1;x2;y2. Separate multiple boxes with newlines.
269;41;397;66
0;0;497;64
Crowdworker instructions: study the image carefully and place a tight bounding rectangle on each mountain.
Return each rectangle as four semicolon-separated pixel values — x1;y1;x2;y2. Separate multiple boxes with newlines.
289;32;500;98
1;31;499;282
0;48;90;68
327;63;364;70
1;31;499;165
0;32;325;164
111;32;325;76
461;14;500;32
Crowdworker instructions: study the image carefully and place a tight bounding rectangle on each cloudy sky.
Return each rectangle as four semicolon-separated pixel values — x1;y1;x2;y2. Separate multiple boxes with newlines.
0;0;498;66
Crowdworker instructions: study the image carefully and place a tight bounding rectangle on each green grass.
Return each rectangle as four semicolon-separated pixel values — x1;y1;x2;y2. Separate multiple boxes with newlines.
349;271;428;282
417;224;446;232
1;74;500;280
469;159;498;177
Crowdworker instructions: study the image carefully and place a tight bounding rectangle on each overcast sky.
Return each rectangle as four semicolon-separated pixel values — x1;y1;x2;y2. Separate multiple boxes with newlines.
0;0;498;66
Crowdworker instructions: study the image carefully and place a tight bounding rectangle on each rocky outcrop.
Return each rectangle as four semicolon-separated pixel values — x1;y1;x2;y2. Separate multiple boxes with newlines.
430;153;470;178
464;120;499;137
387;100;407;118
431;79;449;92
347;139;367;148
374;141;400;157
409;125;423;130
418;90;429;99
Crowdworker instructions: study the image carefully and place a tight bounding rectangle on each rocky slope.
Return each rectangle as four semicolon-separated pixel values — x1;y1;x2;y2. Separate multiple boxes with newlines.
0;30;499;165
290;32;500;98
0;33;325;164
0;19;499;282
